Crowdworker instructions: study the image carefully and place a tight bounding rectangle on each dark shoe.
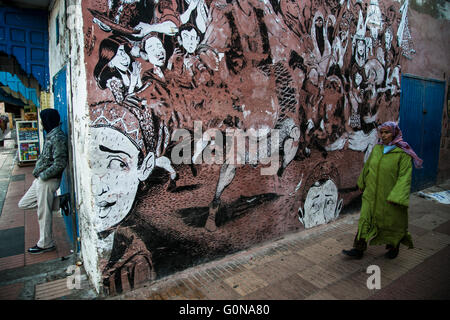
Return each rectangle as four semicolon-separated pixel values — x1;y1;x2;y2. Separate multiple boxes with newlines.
28;245;56;254
385;244;394;250
342;248;364;259
385;246;399;259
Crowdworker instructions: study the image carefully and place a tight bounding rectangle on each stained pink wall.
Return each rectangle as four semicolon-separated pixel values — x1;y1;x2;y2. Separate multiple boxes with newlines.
80;0;444;295
402;8;450;182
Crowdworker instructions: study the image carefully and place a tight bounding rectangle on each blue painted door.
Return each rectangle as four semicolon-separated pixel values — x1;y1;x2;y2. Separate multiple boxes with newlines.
399;74;446;192
52;66;79;244
0;6;49;89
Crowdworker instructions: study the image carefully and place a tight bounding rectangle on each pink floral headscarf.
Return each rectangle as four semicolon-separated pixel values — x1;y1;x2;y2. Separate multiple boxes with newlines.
378;121;423;169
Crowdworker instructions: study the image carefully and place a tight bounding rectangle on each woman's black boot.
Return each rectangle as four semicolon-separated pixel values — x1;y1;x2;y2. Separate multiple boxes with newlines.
385;245;400;259
342;248;364;259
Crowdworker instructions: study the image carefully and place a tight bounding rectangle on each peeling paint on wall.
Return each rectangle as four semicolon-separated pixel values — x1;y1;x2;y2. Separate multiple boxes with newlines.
80;0;416;294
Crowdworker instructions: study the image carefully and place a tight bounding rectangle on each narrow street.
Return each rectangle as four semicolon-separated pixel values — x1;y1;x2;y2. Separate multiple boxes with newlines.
0;129;448;300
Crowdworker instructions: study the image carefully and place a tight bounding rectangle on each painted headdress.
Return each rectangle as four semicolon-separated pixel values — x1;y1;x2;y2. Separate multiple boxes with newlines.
89;100;157;157
352;9;371;60
354;9;367;41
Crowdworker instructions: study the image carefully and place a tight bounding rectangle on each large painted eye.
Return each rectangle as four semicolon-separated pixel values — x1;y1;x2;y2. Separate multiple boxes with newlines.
107;158;128;170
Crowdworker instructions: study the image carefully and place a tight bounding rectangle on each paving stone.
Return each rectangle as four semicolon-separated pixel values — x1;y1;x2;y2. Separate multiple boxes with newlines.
433;220;450;235
297;243;339;264
319;238;342;250
369;257;410;281
368;246;450;300
326;273;374;300
0;226;24;258
201;280;240;300
10;174;25;182
238;287;273;300
0;282;23;299
415;231;450;249
0;253;24;271
223;270;269;296
245;251;285;268
390;249;431;270
267;274;319;299
35;278;72;300
305;291;339;300
297;264;344;289
319;254;364;275
408;224;430;237
263;254;314;279
410;214;449;230
251;260;300;284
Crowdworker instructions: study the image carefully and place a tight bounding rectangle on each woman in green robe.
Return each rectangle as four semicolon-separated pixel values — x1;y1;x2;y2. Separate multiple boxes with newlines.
343;121;423;259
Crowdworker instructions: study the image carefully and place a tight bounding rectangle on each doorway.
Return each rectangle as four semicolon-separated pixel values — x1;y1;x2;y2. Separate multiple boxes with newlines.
52;66;78;244
399;74;446;192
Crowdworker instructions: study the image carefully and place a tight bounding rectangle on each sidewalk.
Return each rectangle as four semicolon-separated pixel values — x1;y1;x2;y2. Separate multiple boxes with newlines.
106;182;450;301
0;138;96;300
0;139;448;300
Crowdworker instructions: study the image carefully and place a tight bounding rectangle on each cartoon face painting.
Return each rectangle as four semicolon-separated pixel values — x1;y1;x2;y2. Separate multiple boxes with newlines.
108;45;131;72
299;179;342;229
144;36;166;67
180;28;200;54
356;39;365;57
90;126;155;232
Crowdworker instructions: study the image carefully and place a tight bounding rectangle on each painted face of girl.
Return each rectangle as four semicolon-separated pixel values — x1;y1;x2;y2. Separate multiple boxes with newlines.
90;127;154;232
109;45;130;72
145;37;166;67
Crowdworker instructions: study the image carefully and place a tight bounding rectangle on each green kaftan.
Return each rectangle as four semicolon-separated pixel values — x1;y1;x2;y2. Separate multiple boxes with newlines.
356;144;414;249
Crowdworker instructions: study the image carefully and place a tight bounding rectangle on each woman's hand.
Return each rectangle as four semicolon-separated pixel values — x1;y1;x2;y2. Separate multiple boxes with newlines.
129;61;142;93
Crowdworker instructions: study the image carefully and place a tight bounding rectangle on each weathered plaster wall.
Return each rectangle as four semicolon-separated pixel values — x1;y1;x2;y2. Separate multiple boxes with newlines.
65;1;100;292
402;3;450;183
49;0;102;292
77;0;445;295
48;0;69;78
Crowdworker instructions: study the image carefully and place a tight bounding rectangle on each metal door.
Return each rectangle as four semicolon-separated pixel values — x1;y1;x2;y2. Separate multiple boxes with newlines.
399;74;446;192
52;66;78;243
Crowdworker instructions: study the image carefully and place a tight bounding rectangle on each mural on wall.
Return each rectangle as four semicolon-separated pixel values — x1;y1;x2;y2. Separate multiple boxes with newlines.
82;0;415;294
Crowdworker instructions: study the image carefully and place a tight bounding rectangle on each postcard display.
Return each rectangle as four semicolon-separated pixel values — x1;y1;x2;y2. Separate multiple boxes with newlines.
16;121;40;162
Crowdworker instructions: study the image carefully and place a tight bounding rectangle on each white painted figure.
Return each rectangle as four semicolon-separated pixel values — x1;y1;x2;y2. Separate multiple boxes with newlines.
298;179;343;229
90;126;155;233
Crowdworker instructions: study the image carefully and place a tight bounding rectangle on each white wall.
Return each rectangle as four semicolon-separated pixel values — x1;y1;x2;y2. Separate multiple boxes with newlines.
48;0;101;293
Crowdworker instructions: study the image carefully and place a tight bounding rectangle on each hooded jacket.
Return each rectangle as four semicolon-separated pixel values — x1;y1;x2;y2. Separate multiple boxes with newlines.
32;109;68;181
356;144;414;249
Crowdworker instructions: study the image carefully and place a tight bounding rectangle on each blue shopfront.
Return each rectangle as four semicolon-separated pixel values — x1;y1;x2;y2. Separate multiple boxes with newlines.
0;4;78;246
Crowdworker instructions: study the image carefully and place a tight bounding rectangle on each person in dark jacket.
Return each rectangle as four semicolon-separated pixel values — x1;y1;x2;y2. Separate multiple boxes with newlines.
18;109;68;254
